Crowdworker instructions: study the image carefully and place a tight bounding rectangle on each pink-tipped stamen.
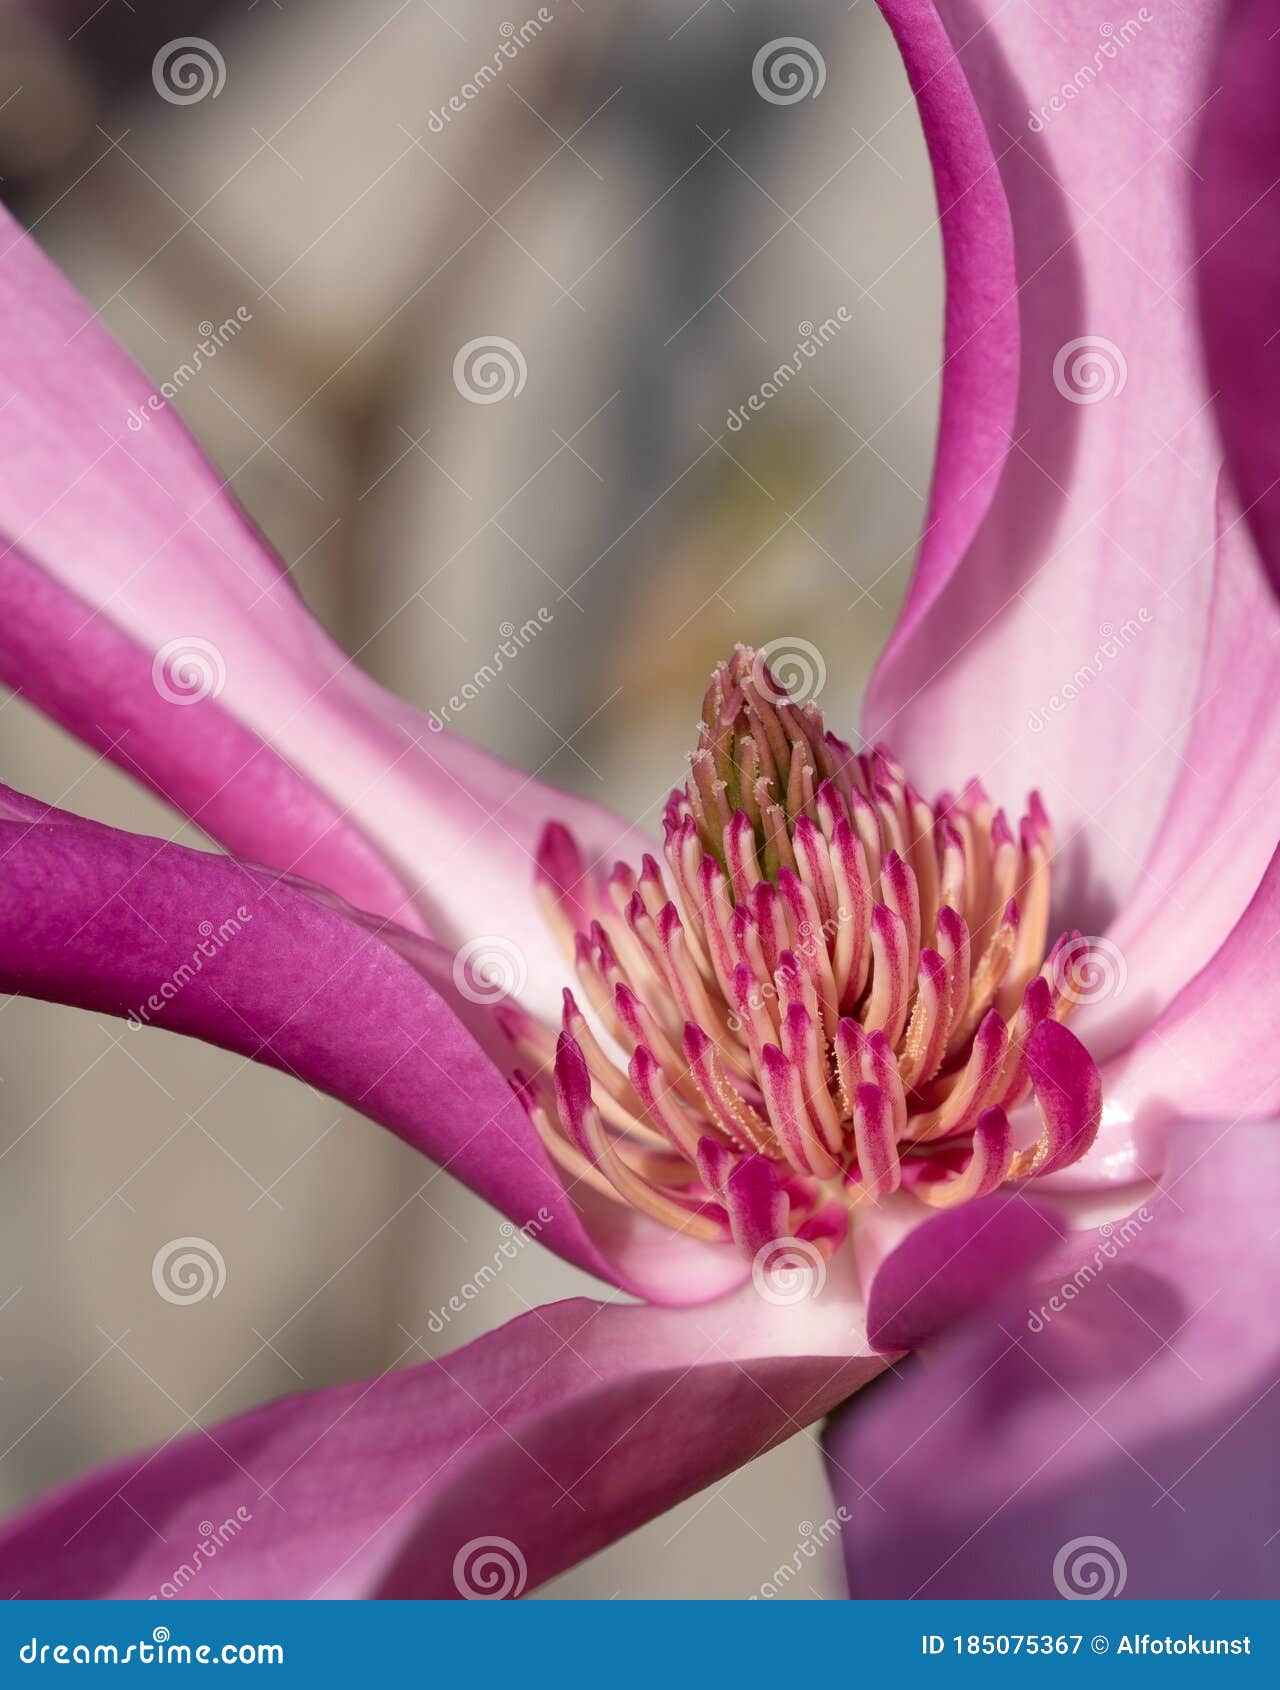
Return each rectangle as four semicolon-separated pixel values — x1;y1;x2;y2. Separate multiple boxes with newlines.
518;644;1103;1258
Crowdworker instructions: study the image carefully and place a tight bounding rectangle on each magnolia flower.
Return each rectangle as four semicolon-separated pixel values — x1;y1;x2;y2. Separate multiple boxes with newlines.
0;0;1277;1600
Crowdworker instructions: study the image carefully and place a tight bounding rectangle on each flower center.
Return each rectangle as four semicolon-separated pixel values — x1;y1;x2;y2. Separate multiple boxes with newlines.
503;644;1101;1262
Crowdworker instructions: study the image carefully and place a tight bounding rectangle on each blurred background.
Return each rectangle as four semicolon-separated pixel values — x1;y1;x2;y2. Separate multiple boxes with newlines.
0;0;941;1596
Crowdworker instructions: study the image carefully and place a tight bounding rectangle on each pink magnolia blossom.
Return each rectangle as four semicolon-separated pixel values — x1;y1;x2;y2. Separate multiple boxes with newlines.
0;0;1276;1599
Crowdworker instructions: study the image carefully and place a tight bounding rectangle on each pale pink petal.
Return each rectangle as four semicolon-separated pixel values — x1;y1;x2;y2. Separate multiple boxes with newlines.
1059;841;1280;1189
868;1;1224;926
1078;490;1280;1061
0;208;647;1019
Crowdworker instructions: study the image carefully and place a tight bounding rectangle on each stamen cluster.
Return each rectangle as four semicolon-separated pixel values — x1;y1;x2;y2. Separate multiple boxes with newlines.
504;646;1101;1261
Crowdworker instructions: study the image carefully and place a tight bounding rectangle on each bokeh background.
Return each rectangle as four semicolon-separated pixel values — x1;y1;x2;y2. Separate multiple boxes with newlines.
0;0;941;1596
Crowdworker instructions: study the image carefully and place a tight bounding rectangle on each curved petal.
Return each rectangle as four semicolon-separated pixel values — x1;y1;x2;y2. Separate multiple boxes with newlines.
0;537;424;934
864;1190;1065;1352
1018;493;1279;1192
1061;841;1280;1189
872;0;1020;666
868;1;1223;926
1077;491;1280;1061
0;784;744;1307
0;1262;883;1599
0;207;648;1020
1195;0;1280;599
824;1120;1280;1598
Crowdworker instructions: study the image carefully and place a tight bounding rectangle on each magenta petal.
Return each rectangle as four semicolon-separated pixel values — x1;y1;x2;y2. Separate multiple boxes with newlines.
1196;0;1280;598
872;0;1019;672
826;1121;1280;1598
1022;1020;1102;1178
865;1192;1065;1352
0;539;421;931
0;786;742;1306
868;2;1226;921
0;208;647;1020
0;1265;882;1599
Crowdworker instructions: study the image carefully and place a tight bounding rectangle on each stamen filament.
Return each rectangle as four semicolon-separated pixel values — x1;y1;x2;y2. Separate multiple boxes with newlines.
516;645;1103;1258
